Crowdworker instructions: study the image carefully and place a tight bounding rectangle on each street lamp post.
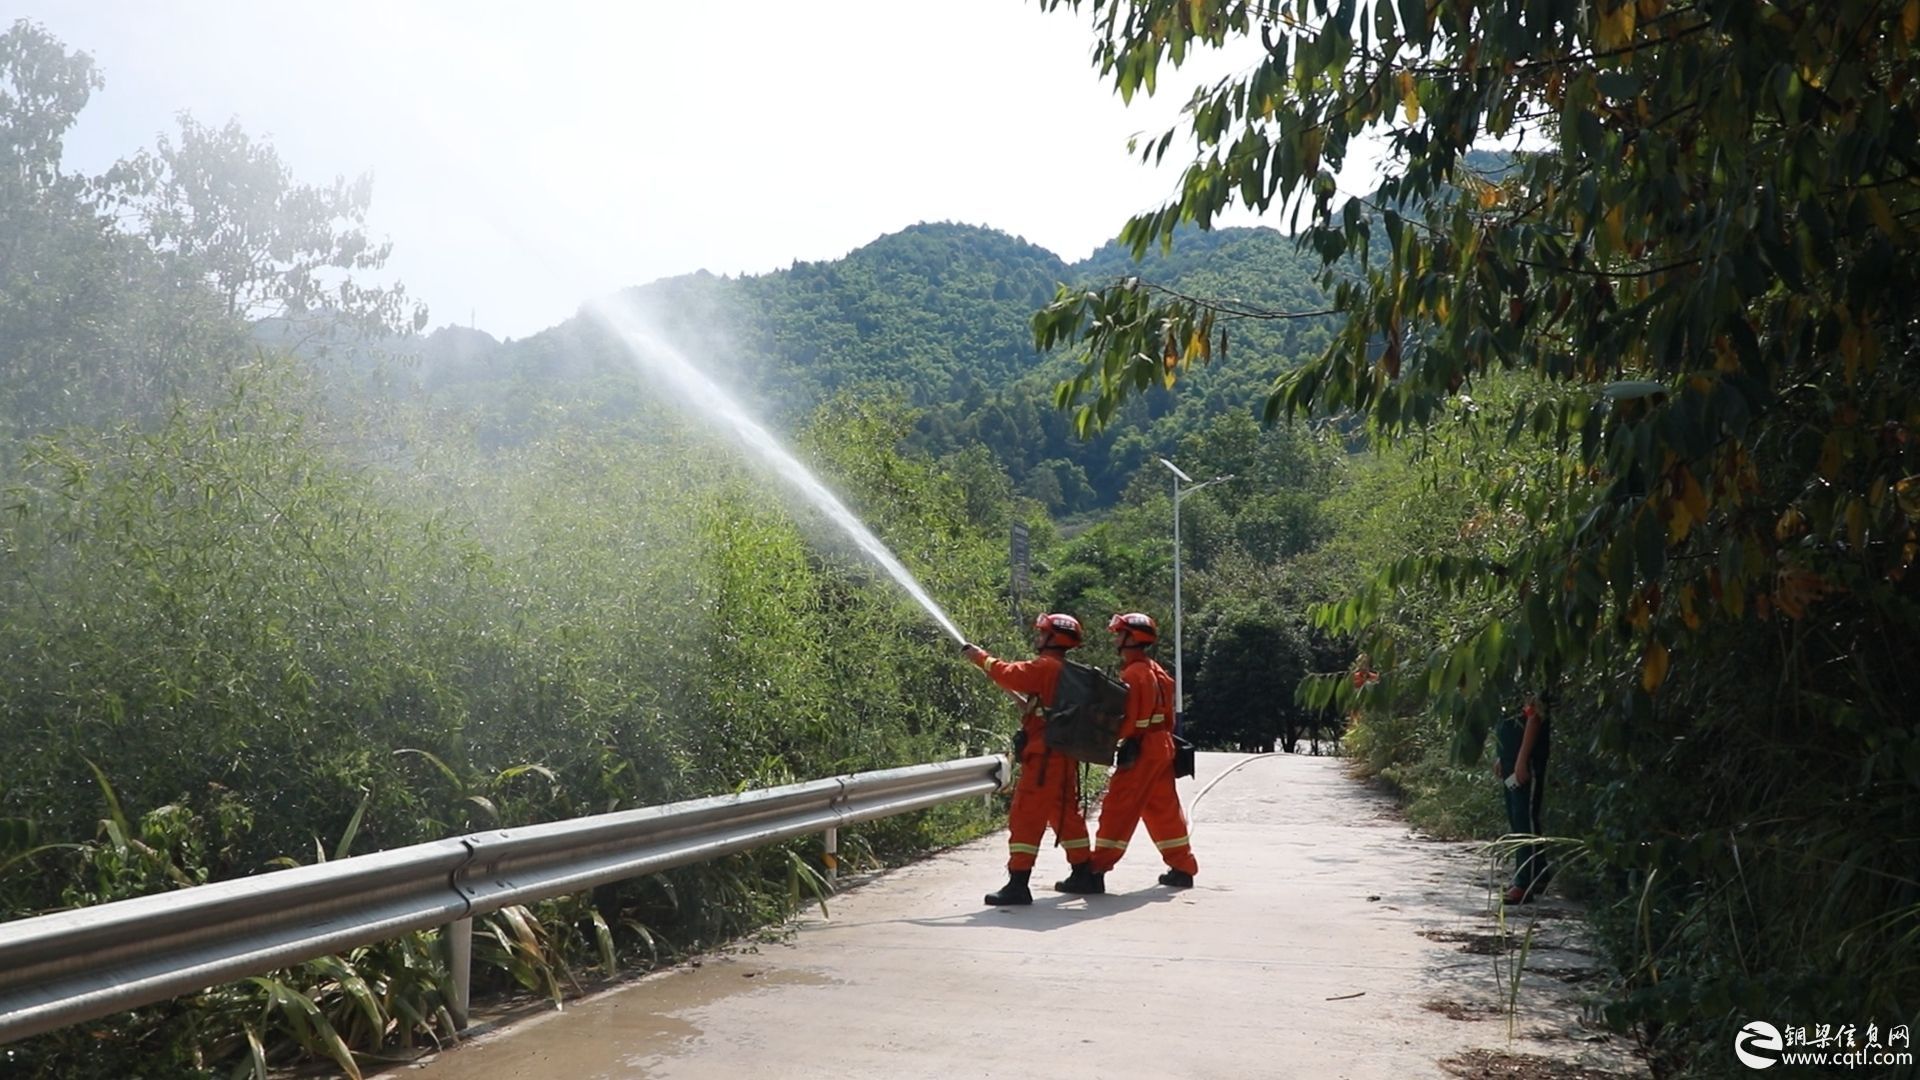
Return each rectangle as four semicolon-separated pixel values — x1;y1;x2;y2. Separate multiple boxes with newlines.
1158;458;1232;730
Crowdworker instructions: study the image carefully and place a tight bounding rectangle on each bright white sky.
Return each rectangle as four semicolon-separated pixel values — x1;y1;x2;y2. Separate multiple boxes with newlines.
16;1;1310;340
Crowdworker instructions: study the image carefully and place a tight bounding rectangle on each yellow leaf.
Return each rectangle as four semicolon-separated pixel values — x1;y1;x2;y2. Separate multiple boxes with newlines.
1301;129;1324;175
1604;204;1627;253
1597;1;1637;49
1897;474;1920;518
1818;431;1845;480
1866;190;1900;237
1775;505;1806;541
1905;0;1920;44
1641;640;1669;692
1847;499;1867;549
1680;468;1710;523
1774;566;1836;620
1679;585;1701;630
1666;497;1692;543
1399;72;1420;123
1714;337;1741;373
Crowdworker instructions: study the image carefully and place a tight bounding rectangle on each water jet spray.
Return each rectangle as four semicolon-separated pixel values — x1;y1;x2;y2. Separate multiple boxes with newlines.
587;298;967;645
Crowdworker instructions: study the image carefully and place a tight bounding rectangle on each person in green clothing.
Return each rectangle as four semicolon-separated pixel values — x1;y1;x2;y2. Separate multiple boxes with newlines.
1492;689;1553;904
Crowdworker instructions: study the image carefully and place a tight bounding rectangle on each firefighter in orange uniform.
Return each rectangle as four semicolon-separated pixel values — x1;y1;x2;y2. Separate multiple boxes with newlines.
962;613;1097;905
1080;612;1198;891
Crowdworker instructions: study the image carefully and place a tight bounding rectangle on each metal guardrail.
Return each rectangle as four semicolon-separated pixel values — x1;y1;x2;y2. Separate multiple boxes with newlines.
0;754;1008;1046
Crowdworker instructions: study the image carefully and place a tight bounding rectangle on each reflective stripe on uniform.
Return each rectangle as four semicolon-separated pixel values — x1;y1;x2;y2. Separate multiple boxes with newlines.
1008;843;1041;855
1095;838;1129;851
1153;835;1190;850
1060;837;1091;849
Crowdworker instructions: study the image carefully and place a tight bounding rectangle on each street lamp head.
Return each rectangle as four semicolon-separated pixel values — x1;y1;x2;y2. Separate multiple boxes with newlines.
1158;458;1194;483
1178;474;1236;501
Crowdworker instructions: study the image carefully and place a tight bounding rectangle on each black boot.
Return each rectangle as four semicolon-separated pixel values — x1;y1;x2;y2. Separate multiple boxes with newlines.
984;870;1033;906
1054;863;1105;895
1158;868;1195;888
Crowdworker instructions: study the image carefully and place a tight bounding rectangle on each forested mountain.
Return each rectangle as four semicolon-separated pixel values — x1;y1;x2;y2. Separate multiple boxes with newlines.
401;221;1336;513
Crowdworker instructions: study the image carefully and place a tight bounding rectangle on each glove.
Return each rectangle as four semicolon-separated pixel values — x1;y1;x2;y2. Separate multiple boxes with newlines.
1116;738;1142;770
961;643;988;665
1012;728;1029;757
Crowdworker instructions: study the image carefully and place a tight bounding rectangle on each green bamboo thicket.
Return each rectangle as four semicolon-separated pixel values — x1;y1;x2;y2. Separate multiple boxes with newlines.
0;21;1019;1077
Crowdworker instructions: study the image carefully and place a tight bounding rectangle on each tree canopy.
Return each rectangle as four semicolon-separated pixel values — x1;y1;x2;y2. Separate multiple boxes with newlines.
1034;0;1920;1065
109;113;427;335
1037;0;1919;718
405;218;1338;514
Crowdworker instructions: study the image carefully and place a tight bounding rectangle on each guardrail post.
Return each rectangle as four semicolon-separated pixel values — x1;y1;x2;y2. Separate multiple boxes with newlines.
822;827;838;885
446;918;472;1030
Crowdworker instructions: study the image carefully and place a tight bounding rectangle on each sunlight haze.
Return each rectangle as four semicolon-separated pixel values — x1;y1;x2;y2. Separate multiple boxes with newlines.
19;1;1270;338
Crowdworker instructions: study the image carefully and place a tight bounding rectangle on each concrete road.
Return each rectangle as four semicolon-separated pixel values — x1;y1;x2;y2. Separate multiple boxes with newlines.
388;753;1642;1079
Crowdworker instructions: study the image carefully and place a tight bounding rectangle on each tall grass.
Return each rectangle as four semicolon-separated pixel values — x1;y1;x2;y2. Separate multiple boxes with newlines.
0;361;1020;1075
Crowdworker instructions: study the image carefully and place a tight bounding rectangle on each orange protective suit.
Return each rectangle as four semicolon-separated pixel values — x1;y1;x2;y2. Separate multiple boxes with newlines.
1091;654;1197;876
971;650;1093;872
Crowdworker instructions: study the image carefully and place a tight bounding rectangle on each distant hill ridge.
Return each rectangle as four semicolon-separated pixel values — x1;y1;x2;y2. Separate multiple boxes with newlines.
396;220;1334;511
413;222;1319;402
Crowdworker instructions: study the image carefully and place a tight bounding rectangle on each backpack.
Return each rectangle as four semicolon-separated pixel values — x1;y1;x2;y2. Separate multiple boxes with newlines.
1042;658;1130;766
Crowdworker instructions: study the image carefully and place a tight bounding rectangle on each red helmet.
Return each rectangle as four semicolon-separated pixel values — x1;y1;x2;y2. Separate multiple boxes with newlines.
1108;612;1158;644
1032;612;1084;648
